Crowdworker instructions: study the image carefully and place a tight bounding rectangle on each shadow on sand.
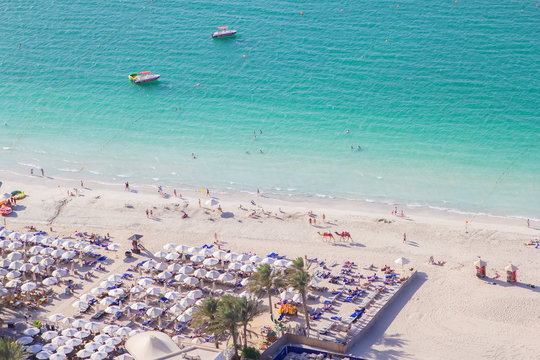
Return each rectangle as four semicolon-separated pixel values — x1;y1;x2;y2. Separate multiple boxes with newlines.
347;272;427;360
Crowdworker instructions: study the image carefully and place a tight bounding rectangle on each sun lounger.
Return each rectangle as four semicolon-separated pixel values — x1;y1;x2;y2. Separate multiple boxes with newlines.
318;321;335;334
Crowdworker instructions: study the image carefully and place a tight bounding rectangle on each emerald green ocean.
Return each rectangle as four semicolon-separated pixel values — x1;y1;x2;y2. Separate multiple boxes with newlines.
1;0;539;218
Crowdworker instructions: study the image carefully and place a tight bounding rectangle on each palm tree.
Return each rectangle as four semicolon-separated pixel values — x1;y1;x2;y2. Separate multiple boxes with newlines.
218;295;242;359
236;296;263;348
248;264;286;321
192;297;224;349
0;336;28;360
286;257;312;329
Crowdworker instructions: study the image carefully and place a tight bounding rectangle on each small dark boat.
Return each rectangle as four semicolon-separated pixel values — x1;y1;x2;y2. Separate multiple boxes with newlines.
212;26;237;38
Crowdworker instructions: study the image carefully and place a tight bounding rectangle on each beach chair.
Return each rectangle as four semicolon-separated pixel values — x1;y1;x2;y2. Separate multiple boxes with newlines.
318;321;335;334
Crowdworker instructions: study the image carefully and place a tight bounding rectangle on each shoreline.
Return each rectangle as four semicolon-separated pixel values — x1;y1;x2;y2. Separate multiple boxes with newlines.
1;169;538;230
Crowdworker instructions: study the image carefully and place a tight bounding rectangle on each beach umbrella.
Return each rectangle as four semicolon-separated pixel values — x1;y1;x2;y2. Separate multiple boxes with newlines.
274;259;289;267
71;319;89;328
40;247;54;256
49;353;67;360
174;273;188;282
6;279;21;288
0;268;10;276
183;277;199;286
7;252;22;261
106;243;121;251
103;325;120;334
108;288;125;297
236;254;251;262
167;263;182;272
191;337;205;344
0;229;10;236
20;233;33;241
60;317;75;327
29;246;44;255
72;242;86;250
36;350;53;359
7;270;21;279
75;330;92;339
260;257;275;265
61;251;76;260
203;258;219;267
213;250;228;259
65;338;82;347
84;322;101;332
165;252;180;261
114;354;134;360
8;241;23;250
180;297;195;307
41;276;56;285
98;344;115;353
100;280;116;288
240;278;253;286
105;305;121;314
91;287;107;295
205;270;220;280
165;290;181;300
107;274;123;282
190;255;205;263
52;269;68;277
84;244;99;252
163;243;177;251
224;250;238;261
185;307;199;316
0;258;10;267
170;304;186;313
205;197;219;206
41;331;59;340
51;336;69;346
51;249;65;258
179;265;194;274
105;337;122;346
142;260;157;270
505;264;518;271
76;349;93;358
28;344;43;354
29;255;44;264
85;342;101;351
175;244;189;253
130;302;147;310
187;289;203;299
177;313;192;322
93;334;110;344
157;271;172;280
250;255;263;264
23;327;40;336
42;343;58;352
199;248;213;257
474;259;487;267
16;336;33;345
61;240;76;249
79;293;95;302
8;232;21;240
137;277;154;286
56;345;74;355
115;327;132;337
218;273;234;282
153;251;168;259
130;285;145;294
30;236;43;244
51;239;64;247
394;257;409;265
8;260;23;270
187;247;200;255
90;351;108;360
61;328;78;337
146;307;163;318
0;286;7;295
0;240;11;249
40;258;55;266
241;264;254;272
228;262;243;271
100;297;116;306
146;286;162;296
72;300;89;311
193;268;207;277
40;237;55;245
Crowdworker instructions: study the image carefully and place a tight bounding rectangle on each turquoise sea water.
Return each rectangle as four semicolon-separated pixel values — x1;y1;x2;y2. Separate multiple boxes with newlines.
0;0;539;218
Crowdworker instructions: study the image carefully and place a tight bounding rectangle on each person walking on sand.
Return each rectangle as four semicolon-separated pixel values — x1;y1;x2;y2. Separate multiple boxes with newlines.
125;182;129;191
150;210;153;218
527;219;530;228
322;214;326;223
198;199;201;208
30;168;33;176
206;188;210;197
174;189;177;197
146;209;149;218
80;180;84;188
257;188;260;196
41;168;44;177
403;233;407;243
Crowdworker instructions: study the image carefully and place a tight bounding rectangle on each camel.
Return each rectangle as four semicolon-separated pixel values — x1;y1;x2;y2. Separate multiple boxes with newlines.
335;231;352;241
317;231;335;241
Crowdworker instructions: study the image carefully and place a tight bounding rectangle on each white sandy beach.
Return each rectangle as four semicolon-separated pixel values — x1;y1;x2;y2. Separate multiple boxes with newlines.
1;170;539;360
